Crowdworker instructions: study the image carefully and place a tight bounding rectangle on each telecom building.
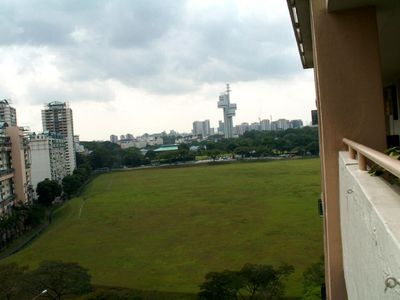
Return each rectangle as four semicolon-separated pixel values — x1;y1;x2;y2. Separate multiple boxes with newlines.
217;84;237;138
42;102;76;175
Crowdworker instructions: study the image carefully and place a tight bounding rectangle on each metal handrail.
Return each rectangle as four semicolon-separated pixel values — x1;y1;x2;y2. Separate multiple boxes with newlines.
343;138;400;178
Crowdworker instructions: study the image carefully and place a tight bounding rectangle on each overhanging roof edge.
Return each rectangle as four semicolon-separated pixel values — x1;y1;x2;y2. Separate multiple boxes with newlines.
286;0;314;69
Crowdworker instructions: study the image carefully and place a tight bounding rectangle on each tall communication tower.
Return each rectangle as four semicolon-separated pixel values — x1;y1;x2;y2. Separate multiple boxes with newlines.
217;84;237;138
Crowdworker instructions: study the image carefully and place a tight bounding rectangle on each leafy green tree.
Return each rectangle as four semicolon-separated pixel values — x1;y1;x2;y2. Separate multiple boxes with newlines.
0;263;28;300
207;149;222;161
145;150;156;161
199;270;243;300
122;148;144;167
239;263;294;300
199;263;294;300
36;179;62;207
302;257;325;300
28;260;92;300
62;175;83;196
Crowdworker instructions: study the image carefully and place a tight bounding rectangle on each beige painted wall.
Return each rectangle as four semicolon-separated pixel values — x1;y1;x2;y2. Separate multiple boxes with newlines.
310;1;387;299
6;126;28;204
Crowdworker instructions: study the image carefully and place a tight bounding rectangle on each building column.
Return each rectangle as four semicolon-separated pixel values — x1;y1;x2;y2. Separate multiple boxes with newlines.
310;1;387;299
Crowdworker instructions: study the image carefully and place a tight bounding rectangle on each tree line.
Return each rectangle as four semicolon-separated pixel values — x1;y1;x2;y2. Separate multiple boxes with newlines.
0;155;92;250
81;127;319;170
0;259;324;299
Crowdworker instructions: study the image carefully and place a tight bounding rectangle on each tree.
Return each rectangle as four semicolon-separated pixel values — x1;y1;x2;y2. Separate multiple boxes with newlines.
199;263;294;300
28;260;92;300
0;263;28;300
207;149;221;161
62;175;83;196
199;270;242;300
239;263;294;300
302;257;325;300
36;179;62;207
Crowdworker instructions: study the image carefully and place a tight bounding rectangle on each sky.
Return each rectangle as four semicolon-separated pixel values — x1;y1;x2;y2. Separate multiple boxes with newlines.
0;0;315;141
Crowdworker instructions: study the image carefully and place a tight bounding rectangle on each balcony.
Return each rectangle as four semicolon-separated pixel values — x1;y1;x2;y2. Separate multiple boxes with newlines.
339;139;400;299
0;168;14;177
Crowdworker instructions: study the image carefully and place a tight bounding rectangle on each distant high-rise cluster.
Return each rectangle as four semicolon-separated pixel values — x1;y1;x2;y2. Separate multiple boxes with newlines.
234;118;303;135
184;84;305;139
109;133;164;149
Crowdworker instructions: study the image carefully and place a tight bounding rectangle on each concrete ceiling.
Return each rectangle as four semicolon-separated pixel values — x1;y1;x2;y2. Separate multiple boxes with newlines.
328;0;400;84
289;0;400;84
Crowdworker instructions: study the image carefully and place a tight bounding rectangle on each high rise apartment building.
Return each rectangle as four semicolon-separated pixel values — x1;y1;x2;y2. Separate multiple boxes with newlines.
260;119;271;131
29;132;68;191
42;102;76;175
0;101;32;215
6;126;33;204
289;119;303;129
0;99;17;126
110;135;118;143
192;120;211;137
0;123;14;215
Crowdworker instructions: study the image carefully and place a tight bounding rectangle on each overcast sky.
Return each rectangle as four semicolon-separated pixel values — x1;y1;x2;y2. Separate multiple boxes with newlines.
0;0;315;140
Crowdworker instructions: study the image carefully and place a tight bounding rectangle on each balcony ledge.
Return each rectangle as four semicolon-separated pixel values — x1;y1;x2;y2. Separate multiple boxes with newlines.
339;151;400;299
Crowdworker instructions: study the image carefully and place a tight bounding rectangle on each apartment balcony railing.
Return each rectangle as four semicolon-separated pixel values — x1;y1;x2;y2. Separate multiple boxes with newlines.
3;194;15;202
340;138;400;299
0;168;14;176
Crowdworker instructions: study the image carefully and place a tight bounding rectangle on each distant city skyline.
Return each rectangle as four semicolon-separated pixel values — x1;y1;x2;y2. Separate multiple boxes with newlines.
110;116;306;141
0;1;315;141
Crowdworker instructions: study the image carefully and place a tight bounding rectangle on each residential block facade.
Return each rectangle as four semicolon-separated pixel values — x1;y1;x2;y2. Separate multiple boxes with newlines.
42;101;76;175
29;132;68;192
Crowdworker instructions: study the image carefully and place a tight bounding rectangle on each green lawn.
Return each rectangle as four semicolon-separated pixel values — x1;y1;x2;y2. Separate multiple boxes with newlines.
4;159;323;298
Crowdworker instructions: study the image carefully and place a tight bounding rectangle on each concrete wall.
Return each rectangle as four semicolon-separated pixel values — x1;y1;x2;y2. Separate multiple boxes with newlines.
30;139;51;191
339;151;400;299
309;1;387;298
6;127;29;204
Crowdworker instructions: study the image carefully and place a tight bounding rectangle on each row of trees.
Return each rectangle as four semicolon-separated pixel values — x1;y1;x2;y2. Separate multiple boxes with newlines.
0;203;45;249
0;154;94;250
0;261;91;300
81;127;319;170
195;127;319;157
198;259;325;300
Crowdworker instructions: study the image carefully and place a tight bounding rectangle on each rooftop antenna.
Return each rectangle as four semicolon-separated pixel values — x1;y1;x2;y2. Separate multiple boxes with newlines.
226;83;231;96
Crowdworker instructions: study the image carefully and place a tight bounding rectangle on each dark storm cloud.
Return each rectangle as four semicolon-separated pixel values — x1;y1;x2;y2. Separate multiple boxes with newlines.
0;0;300;97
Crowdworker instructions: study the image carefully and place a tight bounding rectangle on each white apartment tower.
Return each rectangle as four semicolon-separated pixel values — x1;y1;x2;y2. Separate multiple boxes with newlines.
29;132;68;191
217;84;237;138
42;102;76;175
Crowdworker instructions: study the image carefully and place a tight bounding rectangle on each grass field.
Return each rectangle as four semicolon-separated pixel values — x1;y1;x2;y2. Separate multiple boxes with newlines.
4;159;323;298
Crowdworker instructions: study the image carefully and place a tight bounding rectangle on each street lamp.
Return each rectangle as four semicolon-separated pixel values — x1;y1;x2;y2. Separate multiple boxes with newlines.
32;289;48;300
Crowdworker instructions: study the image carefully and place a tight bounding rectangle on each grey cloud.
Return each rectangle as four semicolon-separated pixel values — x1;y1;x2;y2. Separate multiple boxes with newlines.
0;0;301;97
27;80;116;105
